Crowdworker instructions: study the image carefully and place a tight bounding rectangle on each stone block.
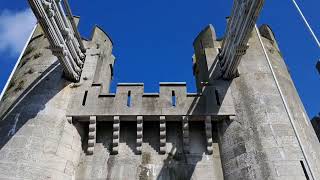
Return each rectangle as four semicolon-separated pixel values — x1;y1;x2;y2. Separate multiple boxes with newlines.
16;162;71;180
21;149;44;164
264;147;283;161
72;149;81;165
7;136;29;149
64;160;75;176
281;146;303;160
63;123;76;137
6;149;29;163
274;161;304;176
15;125;34;137
31;127;44;138
274;176;308;180
266;112;289;124
56;144;73;162
28;137;43;151
44;139;59;154
37;153;67;172
71;136;82;151
60;132;74;148
271;124;295;137
259;137;278;149
45;129;63;142
0;161;18;178
0;149;9;161
212;143;220;157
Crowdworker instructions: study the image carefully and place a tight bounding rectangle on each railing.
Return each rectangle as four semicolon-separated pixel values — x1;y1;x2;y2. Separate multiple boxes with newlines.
28;0;86;81
219;0;264;79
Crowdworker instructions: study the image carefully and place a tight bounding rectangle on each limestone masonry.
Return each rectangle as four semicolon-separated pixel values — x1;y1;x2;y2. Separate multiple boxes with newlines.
0;0;320;180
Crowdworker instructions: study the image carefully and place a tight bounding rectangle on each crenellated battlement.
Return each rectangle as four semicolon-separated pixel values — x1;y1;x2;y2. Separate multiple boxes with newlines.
2;1;320;179
67;82;235;118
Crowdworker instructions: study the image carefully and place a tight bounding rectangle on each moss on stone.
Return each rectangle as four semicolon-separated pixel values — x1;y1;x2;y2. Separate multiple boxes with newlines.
14;80;25;92
141;152;151;165
33;52;42;59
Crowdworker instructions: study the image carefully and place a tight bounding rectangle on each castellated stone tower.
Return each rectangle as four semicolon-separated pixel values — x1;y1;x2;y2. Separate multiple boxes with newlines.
1;18;320;180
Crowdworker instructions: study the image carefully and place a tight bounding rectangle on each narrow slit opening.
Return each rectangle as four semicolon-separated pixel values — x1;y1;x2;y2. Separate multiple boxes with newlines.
127;91;131;107
200;40;205;54
200;40;204;49
82;91;88;106
172;91;176;107
109;64;114;77
215;89;221;106
300;160;310;180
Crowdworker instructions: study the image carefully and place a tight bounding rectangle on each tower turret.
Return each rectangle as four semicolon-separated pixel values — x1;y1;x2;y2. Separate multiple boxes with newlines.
192;25;220;93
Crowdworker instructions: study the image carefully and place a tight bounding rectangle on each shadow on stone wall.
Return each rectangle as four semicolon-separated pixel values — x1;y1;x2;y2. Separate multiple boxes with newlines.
0;62;70;150
186;56;232;118
155;121;217;180
155;152;201;180
311;116;320;142
74;55;229;179
76;121;214;179
143;121;160;154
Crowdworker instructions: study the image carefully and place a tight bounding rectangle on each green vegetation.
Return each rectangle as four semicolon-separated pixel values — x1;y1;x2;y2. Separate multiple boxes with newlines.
7;81;16;90
33;52;42;59
141;152;151;164
22;46;35;58
14;80;25;92
19;57;31;68
26;68;34;74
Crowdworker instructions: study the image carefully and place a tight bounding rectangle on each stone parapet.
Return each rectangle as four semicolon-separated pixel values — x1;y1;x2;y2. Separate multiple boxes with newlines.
67;81;235;117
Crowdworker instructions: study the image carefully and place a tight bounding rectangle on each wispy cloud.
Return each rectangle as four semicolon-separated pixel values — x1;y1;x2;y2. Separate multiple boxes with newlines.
0;8;36;56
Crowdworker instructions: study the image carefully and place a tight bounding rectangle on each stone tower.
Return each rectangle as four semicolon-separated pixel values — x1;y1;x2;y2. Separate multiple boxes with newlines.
1;1;320;180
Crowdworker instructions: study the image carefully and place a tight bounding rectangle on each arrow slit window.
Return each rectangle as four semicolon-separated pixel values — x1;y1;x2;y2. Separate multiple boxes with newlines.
127;91;131;107
172;91;176;107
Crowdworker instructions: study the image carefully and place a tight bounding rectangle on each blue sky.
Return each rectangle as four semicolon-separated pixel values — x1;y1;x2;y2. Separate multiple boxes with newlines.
0;0;319;117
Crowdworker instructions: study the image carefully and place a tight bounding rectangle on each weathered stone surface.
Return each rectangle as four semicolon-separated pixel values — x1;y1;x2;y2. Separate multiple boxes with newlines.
76;121;223;180
1;2;320;180
0;22;83;179
216;25;320;180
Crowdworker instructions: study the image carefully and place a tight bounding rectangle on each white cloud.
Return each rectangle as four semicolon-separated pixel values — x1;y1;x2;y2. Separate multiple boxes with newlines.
0;8;36;56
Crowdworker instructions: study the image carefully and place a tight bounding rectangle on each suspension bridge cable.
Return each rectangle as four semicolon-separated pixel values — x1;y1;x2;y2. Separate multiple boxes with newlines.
291;0;320;48
256;24;316;180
